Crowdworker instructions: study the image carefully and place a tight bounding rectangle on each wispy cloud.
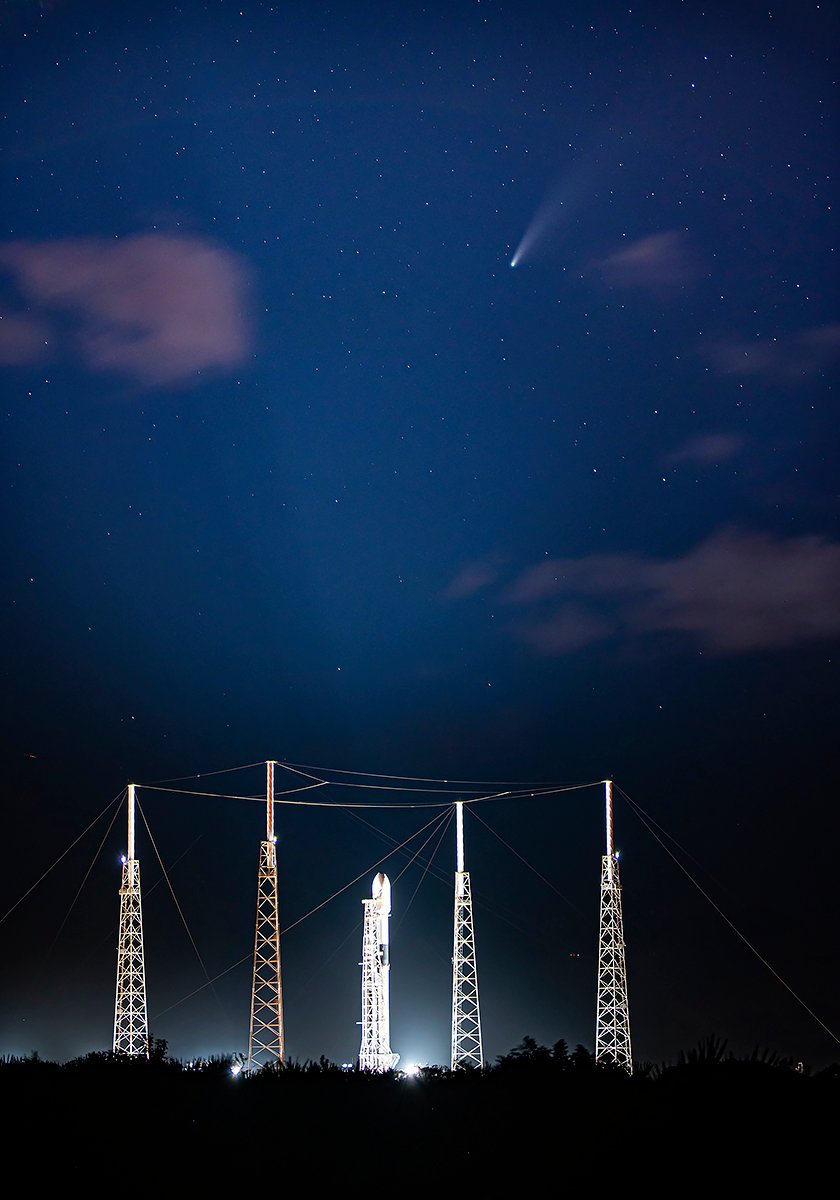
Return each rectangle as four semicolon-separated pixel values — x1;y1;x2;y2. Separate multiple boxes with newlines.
515;605;614;655
0;233;252;387
664;432;744;466
496;528;840;655
591;230;699;291
442;557;504;600
706;323;840;383
0;310;50;364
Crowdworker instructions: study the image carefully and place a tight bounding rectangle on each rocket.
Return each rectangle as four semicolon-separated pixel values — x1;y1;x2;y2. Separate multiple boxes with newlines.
372;871;391;966
359;872;397;1070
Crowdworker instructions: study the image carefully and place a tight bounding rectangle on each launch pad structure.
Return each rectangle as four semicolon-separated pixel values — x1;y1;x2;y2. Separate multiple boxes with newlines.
451;800;483;1069
248;760;285;1071
594;780;633;1071
113;783;149;1057
111;763;632;1073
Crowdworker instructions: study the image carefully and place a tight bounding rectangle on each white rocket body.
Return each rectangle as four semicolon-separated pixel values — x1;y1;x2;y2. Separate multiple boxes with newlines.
359;872;398;1070
372;871;391;955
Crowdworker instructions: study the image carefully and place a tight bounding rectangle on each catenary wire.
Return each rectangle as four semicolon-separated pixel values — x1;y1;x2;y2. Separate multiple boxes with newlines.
1;788;124;926
43;798;124;961
397;809;454;931
279;758;588;788
135;779;600;809
616;785;840;1048
151;808;454;1020
138;799;224;1015
468;806;582;913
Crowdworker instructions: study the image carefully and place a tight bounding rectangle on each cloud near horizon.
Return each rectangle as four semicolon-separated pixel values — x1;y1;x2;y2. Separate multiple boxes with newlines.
0;233;251;387
447;528;840;656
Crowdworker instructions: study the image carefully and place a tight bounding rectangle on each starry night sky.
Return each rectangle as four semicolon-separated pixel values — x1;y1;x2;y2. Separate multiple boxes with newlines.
1;1;838;1069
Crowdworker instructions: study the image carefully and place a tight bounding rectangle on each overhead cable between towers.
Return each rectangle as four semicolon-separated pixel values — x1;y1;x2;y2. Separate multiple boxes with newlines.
141;756;591;790
135;778;601;809
279;758;587;787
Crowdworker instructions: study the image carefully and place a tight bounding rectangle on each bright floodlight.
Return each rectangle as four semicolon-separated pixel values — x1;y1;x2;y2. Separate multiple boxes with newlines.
404;1063;421;1077
230;1061;243;1077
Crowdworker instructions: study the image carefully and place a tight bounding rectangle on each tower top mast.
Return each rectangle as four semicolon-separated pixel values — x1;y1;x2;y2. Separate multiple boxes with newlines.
266;759;275;842
604;778;614;878
127;782;136;860
456;799;465;873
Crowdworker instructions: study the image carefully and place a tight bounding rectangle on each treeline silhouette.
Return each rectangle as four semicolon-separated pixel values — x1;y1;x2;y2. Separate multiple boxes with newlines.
4;1035;834;1189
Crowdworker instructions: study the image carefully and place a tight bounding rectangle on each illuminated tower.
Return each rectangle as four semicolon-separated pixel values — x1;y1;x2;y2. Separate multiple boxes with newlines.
248;761;285;1070
595;779;633;1072
451;801;483;1068
359;872;398;1071
113;783;149;1057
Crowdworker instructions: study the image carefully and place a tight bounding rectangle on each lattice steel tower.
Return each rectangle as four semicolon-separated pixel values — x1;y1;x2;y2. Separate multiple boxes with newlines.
595;779;633;1072
248;761;285;1071
451;801;483;1068
113;783;149;1057
359;872;398;1071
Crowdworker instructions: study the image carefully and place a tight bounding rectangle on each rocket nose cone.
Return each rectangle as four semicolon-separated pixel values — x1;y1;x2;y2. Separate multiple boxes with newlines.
372;872;391;913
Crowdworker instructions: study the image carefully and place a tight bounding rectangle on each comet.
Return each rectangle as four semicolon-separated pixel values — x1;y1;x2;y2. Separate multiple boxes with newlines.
509;156;602;268
509;188;567;268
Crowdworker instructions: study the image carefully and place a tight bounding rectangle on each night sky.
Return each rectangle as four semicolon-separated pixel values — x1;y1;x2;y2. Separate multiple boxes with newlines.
2;1;838;1070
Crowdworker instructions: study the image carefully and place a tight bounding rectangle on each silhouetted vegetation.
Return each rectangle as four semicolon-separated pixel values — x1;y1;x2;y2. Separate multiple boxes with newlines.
3;1036;834;1190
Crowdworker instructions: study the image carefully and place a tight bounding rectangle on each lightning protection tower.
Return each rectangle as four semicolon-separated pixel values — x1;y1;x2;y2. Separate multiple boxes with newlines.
359;872;398;1071
451;801;483;1069
248;761;285;1071
595;779;633;1072
113;783;149;1057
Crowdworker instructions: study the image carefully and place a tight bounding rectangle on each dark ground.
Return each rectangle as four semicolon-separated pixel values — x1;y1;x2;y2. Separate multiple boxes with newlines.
6;1037;834;1190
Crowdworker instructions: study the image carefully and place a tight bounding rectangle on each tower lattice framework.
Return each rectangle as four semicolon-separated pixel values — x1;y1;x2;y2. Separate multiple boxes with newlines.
248;761;284;1071
595;780;632;1072
113;784;148;1057
451;802;483;1068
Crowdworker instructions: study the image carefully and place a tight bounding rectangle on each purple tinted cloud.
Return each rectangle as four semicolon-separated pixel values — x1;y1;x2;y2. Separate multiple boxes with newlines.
707;323;840;383
503;528;840;655
515;605;614;654
592;230;699;290
664;432;744;466
0;310;50;364
442;558;504;600
0;233;252;387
